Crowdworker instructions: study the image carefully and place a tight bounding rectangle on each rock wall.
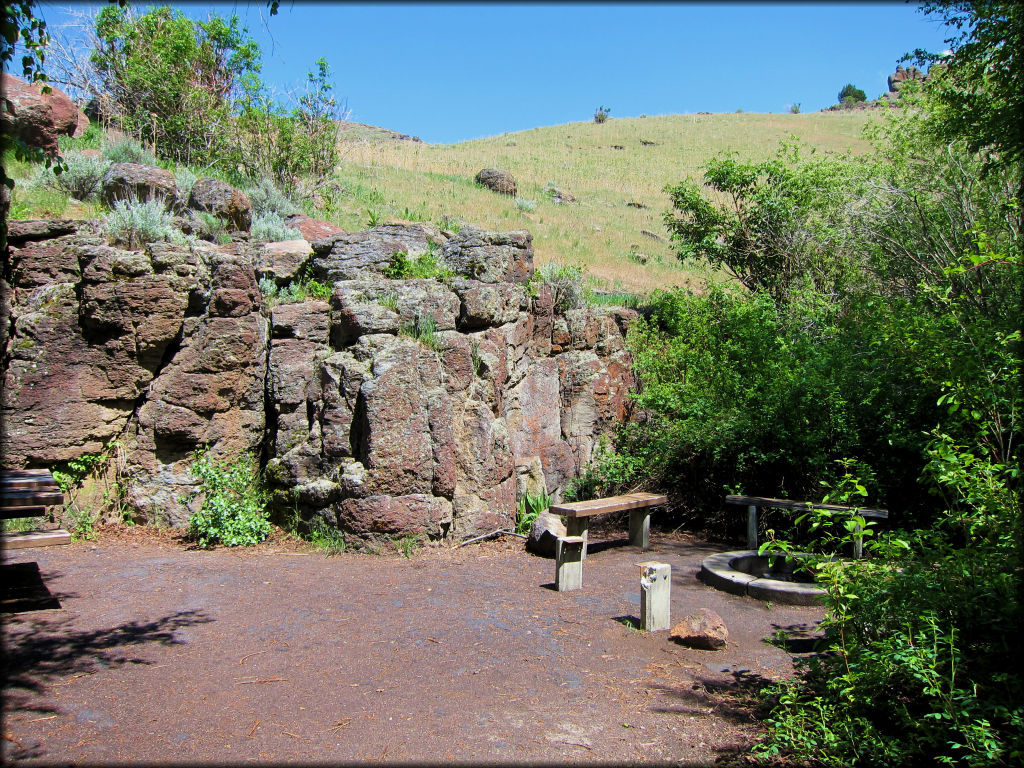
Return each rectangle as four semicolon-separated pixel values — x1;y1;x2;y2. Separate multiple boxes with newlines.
1;219;637;539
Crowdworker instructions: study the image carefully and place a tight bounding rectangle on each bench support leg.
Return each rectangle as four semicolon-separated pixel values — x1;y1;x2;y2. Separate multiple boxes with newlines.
747;505;758;551
556;536;585;592
629;508;651;550
639;562;671;631
565;517;589;561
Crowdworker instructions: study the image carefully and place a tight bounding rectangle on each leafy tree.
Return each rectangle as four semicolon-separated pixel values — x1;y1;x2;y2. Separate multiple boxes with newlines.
231;56;346;194
90;4;260;166
663;143;862;304
838;82;867;103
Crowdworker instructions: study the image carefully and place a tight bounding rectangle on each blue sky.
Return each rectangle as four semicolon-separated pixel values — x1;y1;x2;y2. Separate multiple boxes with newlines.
36;2;954;144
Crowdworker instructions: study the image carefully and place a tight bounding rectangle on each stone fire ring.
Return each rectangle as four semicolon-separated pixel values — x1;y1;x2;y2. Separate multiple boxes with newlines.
699;550;825;606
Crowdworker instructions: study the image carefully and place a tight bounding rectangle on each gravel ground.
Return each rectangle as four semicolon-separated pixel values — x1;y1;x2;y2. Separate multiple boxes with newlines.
2;523;823;765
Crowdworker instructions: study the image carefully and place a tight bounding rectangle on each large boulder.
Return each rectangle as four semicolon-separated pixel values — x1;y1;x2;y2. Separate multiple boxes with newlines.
475;168;516;196
1;73;89;154
310;224;443;282
526;509;566;558
101;163;177;208
441;225;534;284
188;178;253;232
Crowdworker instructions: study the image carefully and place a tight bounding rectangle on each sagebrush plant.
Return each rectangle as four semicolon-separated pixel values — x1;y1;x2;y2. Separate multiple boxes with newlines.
515;197;537;213
250;211;301;242
530;262;589;311
36;150;109;199
104;198;178;248
246;177;300;217
173;165;199;205
100;135;158;166
185;449;270;547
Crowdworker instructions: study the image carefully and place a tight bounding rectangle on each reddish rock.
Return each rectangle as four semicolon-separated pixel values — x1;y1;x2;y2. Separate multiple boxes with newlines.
1;73;90;154
670;610;729;650
284;213;346;242
338;494;453;537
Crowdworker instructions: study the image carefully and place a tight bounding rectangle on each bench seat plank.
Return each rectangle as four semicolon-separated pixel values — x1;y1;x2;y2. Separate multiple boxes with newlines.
550;492;668;519
1;529;72;548
726;495;888;519
0;489;65;508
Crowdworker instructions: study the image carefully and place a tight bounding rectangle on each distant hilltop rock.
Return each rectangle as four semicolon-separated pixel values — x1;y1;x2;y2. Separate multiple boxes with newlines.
336;120;423;143
826;64;929;112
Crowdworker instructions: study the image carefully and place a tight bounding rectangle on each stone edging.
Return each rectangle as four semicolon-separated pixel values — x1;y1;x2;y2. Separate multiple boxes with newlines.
699;550;825;606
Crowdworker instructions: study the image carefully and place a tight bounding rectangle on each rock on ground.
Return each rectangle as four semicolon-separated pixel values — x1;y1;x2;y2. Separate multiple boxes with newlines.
670;610;730;650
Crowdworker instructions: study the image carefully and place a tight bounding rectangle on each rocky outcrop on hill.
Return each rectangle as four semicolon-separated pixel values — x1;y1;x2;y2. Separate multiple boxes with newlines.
1;73;89;155
2;219;637;541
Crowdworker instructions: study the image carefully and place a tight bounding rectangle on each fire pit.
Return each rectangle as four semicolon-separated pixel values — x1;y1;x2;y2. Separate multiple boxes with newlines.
699;550;825;605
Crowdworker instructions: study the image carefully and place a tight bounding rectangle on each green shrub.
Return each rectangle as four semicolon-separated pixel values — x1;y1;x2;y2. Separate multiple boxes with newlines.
593;105;611;123
185;449;270;547
515;197;537;213
250;211;301;242
104;198;177;248
174;165;199;204
101;136;158;166
838;83;867;104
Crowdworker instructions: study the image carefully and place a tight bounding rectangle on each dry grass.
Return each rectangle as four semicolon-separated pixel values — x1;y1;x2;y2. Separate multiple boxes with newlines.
330;110;878;294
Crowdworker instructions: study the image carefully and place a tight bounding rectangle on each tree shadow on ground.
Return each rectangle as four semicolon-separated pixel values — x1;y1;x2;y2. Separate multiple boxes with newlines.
2;608;214;727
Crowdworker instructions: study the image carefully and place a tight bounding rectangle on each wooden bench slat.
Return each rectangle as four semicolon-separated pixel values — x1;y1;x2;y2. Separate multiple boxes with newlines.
1;506;50;519
0;479;59;490
549;492;668;519
0;489;65;507
1;529;72;548
726;495;888;519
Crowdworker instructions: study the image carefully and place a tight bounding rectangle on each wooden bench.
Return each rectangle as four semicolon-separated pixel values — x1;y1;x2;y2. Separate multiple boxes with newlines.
726;494;888;558
1;469;71;549
550;492;668;559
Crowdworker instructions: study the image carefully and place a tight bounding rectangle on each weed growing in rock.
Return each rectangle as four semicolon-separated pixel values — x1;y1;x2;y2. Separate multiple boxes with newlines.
246;178;300;218
399;313;440;350
377;292;399;312
383;248;454;281
185;449;270;547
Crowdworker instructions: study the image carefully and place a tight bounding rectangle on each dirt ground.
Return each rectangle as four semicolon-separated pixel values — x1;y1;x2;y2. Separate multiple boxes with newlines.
2;522;823;765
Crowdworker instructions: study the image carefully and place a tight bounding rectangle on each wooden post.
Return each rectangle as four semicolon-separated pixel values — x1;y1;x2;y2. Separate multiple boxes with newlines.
556;536;585;591
852;519;864;559
628;507;650;550
565;517;589;561
747;504;758;550
638;561;671;631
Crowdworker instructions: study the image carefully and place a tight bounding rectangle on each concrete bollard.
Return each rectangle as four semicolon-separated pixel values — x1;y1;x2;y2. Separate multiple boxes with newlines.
638;561;671;631
556;536;585;591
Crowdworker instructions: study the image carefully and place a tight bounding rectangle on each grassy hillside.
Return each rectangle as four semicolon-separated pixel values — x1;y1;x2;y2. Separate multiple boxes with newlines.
7;110;880;295
331;110;878;293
